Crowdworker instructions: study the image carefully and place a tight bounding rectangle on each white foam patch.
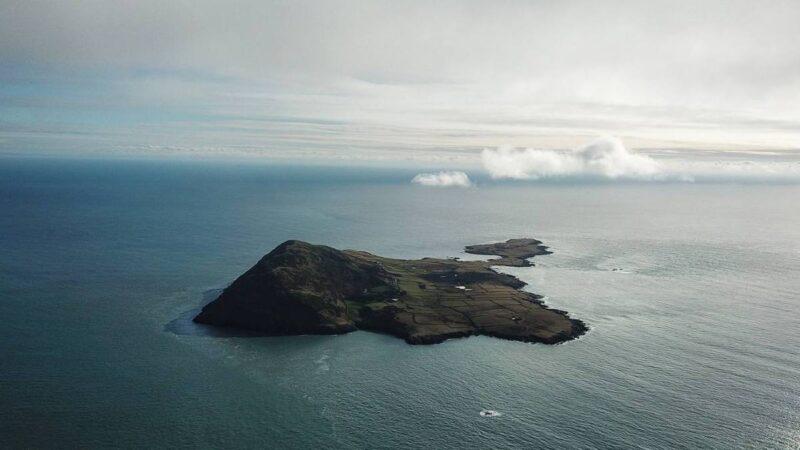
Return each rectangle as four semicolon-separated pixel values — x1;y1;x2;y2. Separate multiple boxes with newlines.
412;171;472;187
315;353;330;373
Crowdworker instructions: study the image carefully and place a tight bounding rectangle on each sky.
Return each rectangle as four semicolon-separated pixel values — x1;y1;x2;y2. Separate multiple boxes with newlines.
1;0;799;164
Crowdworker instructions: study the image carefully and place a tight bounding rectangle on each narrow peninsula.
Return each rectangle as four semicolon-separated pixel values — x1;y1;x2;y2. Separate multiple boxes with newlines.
194;239;586;345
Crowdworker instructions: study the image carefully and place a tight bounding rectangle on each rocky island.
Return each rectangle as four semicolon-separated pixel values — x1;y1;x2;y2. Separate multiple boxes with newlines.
194;239;586;345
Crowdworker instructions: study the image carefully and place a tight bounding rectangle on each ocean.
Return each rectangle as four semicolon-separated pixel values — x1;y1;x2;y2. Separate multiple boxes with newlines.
1;155;799;448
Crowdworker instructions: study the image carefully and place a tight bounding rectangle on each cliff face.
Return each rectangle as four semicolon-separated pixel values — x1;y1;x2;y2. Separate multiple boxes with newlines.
193;240;398;335
194;239;587;345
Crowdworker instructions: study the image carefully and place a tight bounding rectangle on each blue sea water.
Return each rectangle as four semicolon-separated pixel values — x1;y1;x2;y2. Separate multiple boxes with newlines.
1;156;799;449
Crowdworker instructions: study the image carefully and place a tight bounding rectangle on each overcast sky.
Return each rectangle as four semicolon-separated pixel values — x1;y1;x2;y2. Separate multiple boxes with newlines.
1;0;798;161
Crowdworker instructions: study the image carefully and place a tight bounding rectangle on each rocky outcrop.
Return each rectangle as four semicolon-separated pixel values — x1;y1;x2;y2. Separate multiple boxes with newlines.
194;239;587;345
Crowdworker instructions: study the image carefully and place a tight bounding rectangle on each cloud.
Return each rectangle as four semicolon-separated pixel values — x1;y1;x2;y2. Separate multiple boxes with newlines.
658;158;800;183
411;171;472;187
2;1;800;155
480;137;800;182
482;137;662;180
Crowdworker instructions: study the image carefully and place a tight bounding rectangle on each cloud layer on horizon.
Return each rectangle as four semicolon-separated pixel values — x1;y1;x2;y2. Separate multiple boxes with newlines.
412;171;472;187
481;137;800;182
482;137;662;180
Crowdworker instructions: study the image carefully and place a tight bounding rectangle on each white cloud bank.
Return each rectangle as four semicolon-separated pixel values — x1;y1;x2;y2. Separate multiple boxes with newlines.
481;136;800;182
482;137;663;180
412;171;472;187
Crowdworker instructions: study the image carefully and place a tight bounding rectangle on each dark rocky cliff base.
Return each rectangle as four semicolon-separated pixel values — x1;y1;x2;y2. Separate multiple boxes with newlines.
194;239;587;345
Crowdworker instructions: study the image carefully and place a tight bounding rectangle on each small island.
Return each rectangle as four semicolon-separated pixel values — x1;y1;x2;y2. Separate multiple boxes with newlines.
194;239;587;345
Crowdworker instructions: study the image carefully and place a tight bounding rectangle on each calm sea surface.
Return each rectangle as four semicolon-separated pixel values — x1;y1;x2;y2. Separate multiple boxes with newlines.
1;156;799;449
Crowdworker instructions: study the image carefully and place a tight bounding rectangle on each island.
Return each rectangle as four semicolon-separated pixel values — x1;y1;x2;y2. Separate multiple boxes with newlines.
193;239;587;345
